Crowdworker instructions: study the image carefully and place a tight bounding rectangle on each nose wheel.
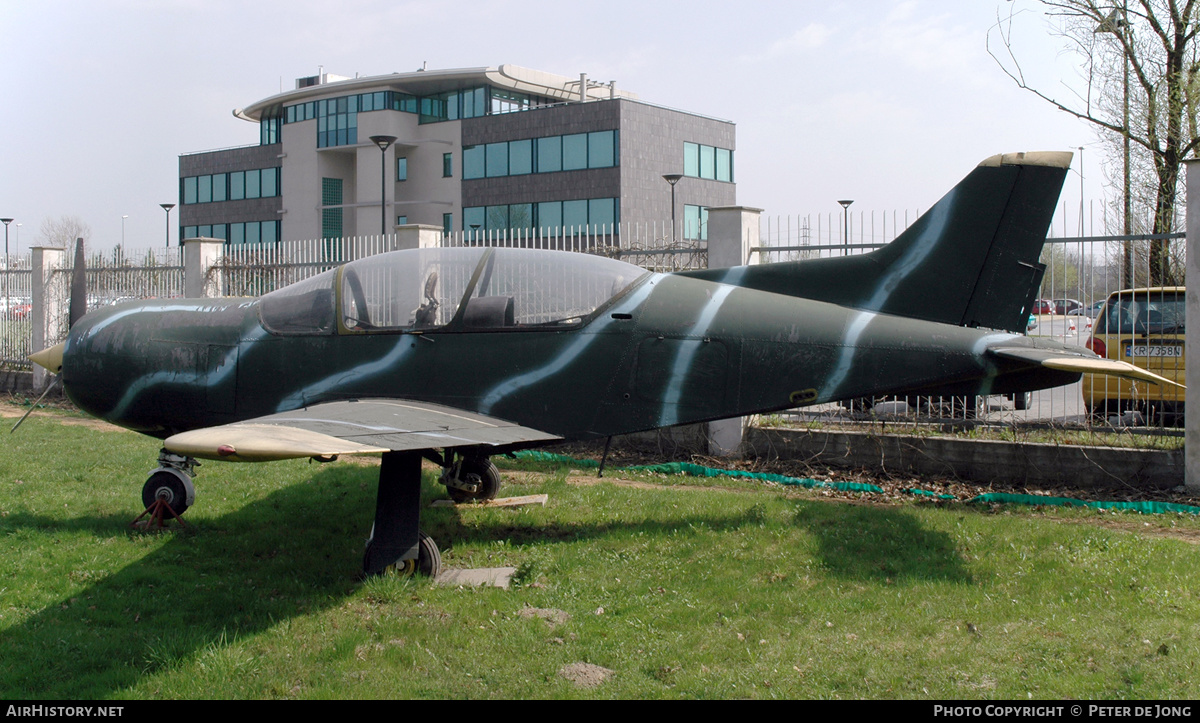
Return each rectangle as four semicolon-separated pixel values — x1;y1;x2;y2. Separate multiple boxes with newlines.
133;451;197;530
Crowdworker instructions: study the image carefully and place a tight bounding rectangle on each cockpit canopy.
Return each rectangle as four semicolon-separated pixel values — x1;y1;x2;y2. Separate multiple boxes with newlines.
258;247;648;335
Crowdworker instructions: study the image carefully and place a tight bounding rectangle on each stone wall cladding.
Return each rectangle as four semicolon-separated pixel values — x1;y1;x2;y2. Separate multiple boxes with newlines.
618;101;736;227
179;144;284;228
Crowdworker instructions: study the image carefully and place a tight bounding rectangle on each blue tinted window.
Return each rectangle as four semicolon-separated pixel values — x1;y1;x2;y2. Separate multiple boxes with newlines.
486;143;508;177
589;198;616;232
463;145;485;179
486;205;508;231
509;203;533;232
230;223;244;244
536;136;561;173
198;175;212;204
562;134;587;170
464;206;485;231
684;143;699;177
700;145;715;179
443;152;452;178
261;168;277;197
212;174;227;202
588;131;614;168
563;200;588;228
397;157;408;181
537;201;561;233
246;169;261;199
183;177;197;205
230;172;245;200
509;139;532;175
716;148;732;182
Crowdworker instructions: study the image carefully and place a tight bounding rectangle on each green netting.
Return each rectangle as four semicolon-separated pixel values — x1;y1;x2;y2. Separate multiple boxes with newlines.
511;450;1200;516
967;492;1200;515
512;450;884;493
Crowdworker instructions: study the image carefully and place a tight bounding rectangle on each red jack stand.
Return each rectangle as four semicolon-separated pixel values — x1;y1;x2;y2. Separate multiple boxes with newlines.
130;499;189;531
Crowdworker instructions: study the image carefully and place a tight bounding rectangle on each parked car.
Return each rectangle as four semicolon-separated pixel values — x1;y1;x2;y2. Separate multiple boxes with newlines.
1052;298;1083;315
1;297;31;320
1068;300;1105;319
1032;299;1054;315
1083;287;1184;424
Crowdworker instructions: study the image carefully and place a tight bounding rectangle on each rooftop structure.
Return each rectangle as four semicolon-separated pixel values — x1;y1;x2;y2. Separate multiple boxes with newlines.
179;64;736;244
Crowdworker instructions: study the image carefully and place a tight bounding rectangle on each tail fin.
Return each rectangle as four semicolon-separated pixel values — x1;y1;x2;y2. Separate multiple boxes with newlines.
686;151;1071;333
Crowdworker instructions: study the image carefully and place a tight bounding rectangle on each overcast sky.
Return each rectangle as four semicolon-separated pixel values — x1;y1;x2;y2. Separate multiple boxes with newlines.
0;0;1105;251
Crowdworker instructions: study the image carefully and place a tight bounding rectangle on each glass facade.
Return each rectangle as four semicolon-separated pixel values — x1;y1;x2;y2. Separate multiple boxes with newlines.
322;177;343;239
463;130;618;180
183;168;281;205
182;220;281;245
683;142;734;182
464;197;618;234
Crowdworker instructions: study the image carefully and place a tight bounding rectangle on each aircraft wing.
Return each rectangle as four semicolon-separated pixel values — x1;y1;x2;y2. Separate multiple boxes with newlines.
988;346;1186;390
163;399;561;462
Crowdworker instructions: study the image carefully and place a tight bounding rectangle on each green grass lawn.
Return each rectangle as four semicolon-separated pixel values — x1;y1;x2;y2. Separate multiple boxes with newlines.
2;409;1199;699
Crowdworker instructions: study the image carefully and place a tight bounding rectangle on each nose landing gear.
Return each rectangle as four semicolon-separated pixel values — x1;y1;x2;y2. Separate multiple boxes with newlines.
133;450;197;530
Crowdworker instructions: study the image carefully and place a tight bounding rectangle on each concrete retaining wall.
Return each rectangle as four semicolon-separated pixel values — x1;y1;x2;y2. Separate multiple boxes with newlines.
742;427;1183;489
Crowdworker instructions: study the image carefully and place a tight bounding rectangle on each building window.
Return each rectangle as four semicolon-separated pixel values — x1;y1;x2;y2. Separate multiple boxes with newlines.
464;197;619;234
396;215;408;226
462;130;619;180
442;213;453;236
443;153;453;178
322;177;343;239
397;157;408;182
182;168;280;204
684;204;708;240
683;142;733;182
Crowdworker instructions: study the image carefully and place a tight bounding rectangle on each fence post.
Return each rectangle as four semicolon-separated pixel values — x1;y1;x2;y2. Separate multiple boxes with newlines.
184;237;225;298
394;224;444;251
704;206;764;456
1185;160;1199;491
30;245;66;391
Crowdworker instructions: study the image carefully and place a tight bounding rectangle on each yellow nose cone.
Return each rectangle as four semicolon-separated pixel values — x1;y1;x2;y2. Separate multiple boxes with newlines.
28;342;65;374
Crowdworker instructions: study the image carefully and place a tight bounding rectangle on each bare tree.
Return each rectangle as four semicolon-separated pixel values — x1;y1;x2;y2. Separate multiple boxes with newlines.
38;215;92;249
990;0;1200;286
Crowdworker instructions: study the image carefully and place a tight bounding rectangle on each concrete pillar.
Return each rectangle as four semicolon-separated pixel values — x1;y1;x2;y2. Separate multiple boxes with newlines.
707;206;763;268
184;237;225;298
30;246;66;390
1185;159;1200;490
704;206;764;456
393;224;444;251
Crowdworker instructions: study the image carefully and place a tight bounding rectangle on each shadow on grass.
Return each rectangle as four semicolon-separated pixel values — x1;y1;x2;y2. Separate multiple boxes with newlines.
0;463;776;698
791;501;973;585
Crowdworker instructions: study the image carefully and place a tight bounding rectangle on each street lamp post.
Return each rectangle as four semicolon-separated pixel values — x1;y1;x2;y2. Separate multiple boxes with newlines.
121;215;128;248
662;173;683;242
1;218;12;319
369;135;398;236
160;204;175;249
838;200;854;256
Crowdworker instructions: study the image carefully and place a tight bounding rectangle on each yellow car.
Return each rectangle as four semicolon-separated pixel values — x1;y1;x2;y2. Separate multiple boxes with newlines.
1083;287;1185;423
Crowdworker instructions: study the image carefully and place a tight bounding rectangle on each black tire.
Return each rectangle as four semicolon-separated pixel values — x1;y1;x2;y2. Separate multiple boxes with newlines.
142;471;189;516
1013;392;1031;411
448;457;501;503
365;530;442;578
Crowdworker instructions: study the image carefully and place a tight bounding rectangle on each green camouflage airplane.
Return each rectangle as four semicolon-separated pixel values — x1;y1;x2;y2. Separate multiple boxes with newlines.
28;151;1181;576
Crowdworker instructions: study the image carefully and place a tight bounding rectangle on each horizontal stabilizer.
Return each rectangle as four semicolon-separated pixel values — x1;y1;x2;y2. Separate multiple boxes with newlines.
165;398;561;462
989;347;1185;390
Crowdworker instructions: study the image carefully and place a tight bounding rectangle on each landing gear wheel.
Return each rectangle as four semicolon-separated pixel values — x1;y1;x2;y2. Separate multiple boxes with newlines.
142;471;190;516
365;530;442;578
448;457;501;503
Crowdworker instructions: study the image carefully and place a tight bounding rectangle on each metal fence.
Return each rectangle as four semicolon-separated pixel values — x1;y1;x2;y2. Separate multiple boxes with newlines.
755;211;1187;431
2;216;1186;434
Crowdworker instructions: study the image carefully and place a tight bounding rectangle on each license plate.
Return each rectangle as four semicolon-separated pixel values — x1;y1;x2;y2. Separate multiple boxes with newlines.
1125;344;1183;357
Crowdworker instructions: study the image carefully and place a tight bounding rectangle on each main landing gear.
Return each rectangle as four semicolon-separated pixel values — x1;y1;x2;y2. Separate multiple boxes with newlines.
363;450;444;577
361;449;502;578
